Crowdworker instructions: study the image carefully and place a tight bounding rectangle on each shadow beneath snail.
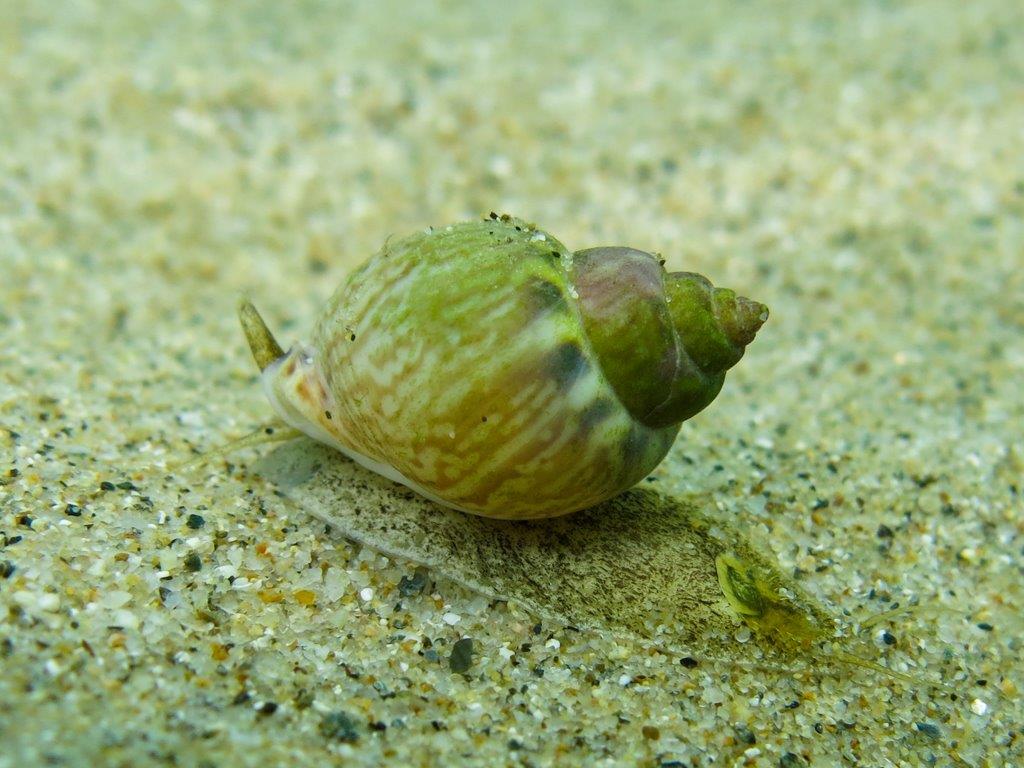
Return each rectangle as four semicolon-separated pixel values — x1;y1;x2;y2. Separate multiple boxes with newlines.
254;438;948;684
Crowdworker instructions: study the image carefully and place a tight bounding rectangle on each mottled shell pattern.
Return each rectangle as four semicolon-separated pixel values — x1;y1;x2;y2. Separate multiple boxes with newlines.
243;215;767;520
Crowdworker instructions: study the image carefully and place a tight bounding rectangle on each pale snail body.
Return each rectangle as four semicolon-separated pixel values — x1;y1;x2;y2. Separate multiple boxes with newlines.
243;215;768;520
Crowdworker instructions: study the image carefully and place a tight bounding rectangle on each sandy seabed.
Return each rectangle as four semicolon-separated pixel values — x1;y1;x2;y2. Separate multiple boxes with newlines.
1;1;1022;766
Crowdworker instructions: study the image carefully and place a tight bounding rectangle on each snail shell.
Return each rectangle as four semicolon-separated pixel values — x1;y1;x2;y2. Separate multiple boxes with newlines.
242;215;767;519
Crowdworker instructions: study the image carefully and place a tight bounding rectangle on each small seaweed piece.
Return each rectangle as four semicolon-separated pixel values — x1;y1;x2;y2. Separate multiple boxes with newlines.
715;552;941;688
715;553;824;651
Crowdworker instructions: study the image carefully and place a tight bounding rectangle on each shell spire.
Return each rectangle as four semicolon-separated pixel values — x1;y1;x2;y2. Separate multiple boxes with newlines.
570;250;768;429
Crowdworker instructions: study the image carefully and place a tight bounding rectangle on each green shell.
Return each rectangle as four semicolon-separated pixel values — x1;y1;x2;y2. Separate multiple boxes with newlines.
245;215;767;519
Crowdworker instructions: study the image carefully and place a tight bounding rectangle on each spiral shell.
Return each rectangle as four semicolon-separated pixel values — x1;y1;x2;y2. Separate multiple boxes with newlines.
242;215;767;519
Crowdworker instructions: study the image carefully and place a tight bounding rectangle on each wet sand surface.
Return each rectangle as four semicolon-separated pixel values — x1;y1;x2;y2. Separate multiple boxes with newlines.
2;2;1022;765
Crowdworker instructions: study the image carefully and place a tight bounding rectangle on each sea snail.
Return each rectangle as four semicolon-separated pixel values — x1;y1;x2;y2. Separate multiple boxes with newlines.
240;214;768;520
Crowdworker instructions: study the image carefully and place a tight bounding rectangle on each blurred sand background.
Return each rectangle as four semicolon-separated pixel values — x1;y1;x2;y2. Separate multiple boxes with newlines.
2;1;1022;765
